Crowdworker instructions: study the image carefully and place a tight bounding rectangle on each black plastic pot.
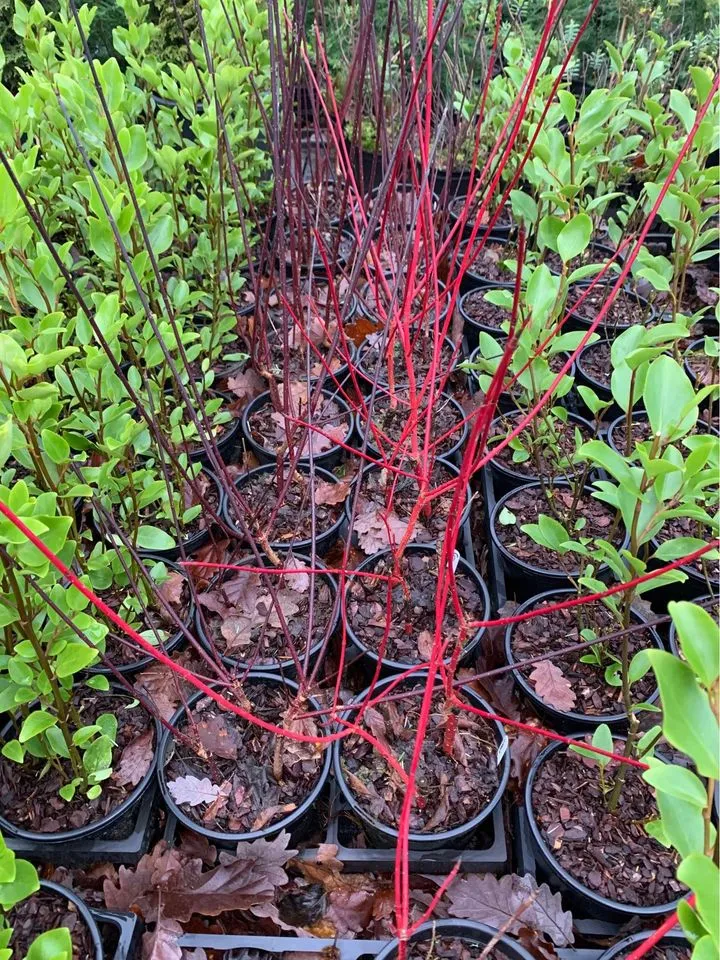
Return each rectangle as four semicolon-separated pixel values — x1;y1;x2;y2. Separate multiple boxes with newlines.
448;197;515;239
334;674;509;850
684;337;719;391
359;274;449;325
181;392;244;470
89;556;194;678
343;543;491;675
567;283;656;337
458;285;515;348
597;930;690;959
240;387;354;470
357;390;469;465
346;457;472;552
221;462;348;555
489;481;624;597
608;410;719;458
375;919;535;960
545;240;618;278
157;676;331;845
458;235;518;289
505;589;662;731
194;553;339;678
575;338;616;412
0;690;160;849
265;332;358;388
525;737;684;922
486;411;594;496
354;334;459;390
29;881;103;960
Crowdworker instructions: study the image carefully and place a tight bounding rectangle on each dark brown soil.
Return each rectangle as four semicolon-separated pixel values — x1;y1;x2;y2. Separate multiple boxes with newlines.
165;684;324;832
264;325;351;382
353;460;466;550
346;549;485;663
228;469;346;544
0;693;155;833
247;393;351;459
615;944;690;960
578;339;611;388
99;570;190;666
532;746;684;906
197;559;336;665
281;225;353;267
448;194;514;231
341;684;500;831
686;349;719;386
494;485;620;572
655;516;719;579
460;238;517;283
361;275;446;319
488;412;591;480
611;414;718;453
509;596;657;716
460;289;510;330
570;286;650;330
406;938;511;959
9;888;95;959
365;389;464;459
358;332;457;385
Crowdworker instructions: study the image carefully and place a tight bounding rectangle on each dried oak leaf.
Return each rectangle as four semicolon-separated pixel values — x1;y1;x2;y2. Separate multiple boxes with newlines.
353;507;415;555
314;479;350;506
113;729;154;788
142;916;182;960
528;661;577;713
167;775;223;808
446;873;574;947
325;888;375;937
227;368;265;405
157;572;186;607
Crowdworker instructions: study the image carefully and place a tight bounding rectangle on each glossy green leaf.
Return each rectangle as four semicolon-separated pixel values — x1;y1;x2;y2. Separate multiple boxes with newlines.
19;711;57;743
557;213;592;263
668;601;719;687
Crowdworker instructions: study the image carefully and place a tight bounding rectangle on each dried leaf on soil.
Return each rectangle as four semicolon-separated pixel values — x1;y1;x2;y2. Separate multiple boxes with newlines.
529;661;577;713
113;730;154;787
314;479;350;506
142;916;182;960
167;775;223;807
157;572;186;607
446;872;574;946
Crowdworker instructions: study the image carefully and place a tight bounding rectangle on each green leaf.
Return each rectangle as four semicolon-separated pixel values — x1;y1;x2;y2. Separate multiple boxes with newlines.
40;429;70;465
85;675;110;691
644;650;719;779
643;759;708;807
0;419;12;469
19;711;57;743
654;788;706;858
55;643;99;678
148;216;174;255
668;601;719;686
677;855;720;948
0;335;27;378
135;526;176;550
0;858;39;911
557;213;592;263
577;439;637;489
1;740;24;763
25;927;73;960
644;355;698;441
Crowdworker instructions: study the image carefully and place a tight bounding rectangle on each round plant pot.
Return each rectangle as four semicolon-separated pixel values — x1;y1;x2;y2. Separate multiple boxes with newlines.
0;690;160;847
375;919;535;960
608;409;718;457
354;334;459;391
157;675;331;844
89;556;194;678
91;467;223;563
165;387;243;469
458;285;516;348
458;233;518;289
489;481;625;596
334;674;509;850
16;881;103;960
194;553;339;678
567;283;656;337
346;457;472;551
575;338;618;413
684;337;719;391
545;240;618;278
525;738;684;922
487;411;595;496
240;387;354;469
505;588;662;731
448;196;515;240
343;543;491;675
358;390;469;464
221;462;348;555
597;930;690;960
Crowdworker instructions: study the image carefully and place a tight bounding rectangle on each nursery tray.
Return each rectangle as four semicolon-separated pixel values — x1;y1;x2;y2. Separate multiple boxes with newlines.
478;465;510;613
163;784;509;875
175;933;601;958
6;782;159;868
95;907;142;960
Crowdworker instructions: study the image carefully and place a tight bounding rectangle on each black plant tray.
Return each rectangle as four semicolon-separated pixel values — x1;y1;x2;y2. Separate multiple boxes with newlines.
163;782;509;874
6;782;159;868
96;907;142;960
175;932;600;958
478;464;510;613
